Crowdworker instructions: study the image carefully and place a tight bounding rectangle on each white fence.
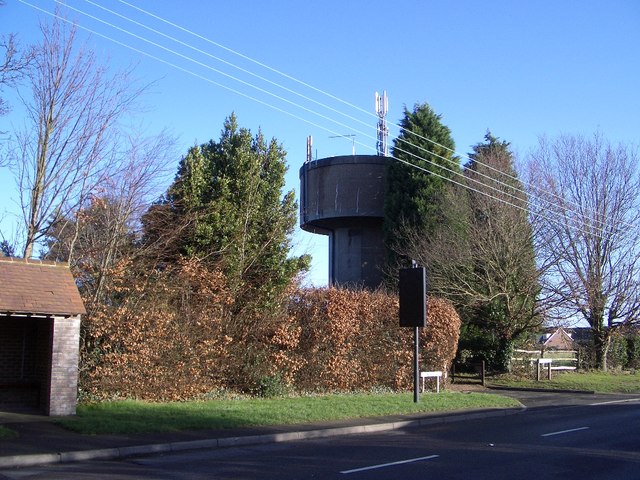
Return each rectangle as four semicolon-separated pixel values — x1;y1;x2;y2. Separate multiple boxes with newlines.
511;349;578;372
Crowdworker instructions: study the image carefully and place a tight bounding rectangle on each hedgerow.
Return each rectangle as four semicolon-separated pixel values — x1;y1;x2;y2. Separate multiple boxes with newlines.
79;260;460;400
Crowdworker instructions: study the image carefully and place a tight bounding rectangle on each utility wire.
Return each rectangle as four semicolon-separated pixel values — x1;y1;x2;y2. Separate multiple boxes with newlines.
77;0;538;214
19;0;610;240
53;0;373;140
62;0;552;217
107;0;624;234
15;1;343;136
56;1;525;207
115;0;375;125
112;0;604;230
75;0;614;234
80;0;375;135
79;1;588;222
17;0;617;239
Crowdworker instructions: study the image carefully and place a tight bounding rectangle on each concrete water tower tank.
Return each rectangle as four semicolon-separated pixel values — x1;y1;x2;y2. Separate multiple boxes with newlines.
299;154;390;289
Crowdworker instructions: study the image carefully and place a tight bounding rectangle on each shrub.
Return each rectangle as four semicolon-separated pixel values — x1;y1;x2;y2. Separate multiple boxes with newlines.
254;373;290;398
421;297;462;372
606;334;628;370
80;274;462;400
80;258;234;401
277;289;460;392
626;333;640;369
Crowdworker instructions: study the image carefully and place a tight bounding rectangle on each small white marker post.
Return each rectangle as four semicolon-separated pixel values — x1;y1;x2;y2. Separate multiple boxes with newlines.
537;358;552;381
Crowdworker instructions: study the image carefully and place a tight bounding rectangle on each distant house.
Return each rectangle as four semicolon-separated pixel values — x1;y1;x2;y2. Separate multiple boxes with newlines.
538;327;577;350
566;327;595;345
0;257;85;416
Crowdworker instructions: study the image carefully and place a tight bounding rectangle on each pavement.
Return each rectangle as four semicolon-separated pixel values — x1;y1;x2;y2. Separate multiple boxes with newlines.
0;388;525;469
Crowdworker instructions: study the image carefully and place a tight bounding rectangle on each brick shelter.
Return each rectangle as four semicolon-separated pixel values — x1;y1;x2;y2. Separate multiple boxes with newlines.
0;257;85;416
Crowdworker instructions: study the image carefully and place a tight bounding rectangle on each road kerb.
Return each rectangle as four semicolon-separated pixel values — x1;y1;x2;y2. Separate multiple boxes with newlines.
0;407;525;469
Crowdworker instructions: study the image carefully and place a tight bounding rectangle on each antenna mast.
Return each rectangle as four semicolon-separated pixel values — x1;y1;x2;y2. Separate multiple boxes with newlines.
329;134;356;155
306;135;313;162
375;90;389;156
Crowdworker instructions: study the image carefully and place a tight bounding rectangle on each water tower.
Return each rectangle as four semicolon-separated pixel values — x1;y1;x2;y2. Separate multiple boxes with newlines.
299;92;390;289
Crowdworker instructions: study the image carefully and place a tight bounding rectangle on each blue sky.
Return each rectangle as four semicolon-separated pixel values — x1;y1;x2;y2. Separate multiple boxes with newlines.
1;0;639;286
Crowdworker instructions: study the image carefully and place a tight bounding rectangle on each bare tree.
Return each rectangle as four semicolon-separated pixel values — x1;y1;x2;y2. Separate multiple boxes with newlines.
0;22;32;116
10;13;144;258
0;33;26;117
1;1;33;165
527;133;640;370
44;129;176;305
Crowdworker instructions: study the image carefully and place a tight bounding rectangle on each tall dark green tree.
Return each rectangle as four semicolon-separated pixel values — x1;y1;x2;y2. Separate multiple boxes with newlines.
397;133;540;371
145;114;308;305
461;133;540;370
384;102;460;272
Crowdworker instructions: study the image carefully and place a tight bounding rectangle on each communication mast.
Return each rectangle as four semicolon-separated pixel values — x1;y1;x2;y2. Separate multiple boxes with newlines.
306;135;313;162
329;134;356;155
375;90;389;157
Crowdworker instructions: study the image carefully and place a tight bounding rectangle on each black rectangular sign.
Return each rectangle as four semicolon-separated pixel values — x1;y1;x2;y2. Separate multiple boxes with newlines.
399;267;427;328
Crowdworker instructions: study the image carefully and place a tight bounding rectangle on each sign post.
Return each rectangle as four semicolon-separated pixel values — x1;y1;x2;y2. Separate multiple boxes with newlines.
399;267;427;403
413;326;420;403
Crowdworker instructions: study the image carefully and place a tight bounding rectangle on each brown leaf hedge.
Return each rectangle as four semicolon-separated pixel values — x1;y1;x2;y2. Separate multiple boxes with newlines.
80;260;461;401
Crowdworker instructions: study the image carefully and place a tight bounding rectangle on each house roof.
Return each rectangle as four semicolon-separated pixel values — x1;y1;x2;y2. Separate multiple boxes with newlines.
540;327;576;348
0;257;86;317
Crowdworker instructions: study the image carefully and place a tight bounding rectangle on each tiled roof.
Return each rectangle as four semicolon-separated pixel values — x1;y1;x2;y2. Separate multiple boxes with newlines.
0;257;86;316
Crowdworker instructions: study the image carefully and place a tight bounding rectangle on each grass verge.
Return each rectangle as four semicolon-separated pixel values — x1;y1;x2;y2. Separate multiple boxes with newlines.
57;391;520;435
490;370;640;393
0;426;18;440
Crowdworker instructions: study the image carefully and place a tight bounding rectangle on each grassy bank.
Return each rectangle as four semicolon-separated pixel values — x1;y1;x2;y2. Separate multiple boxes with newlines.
490;370;640;393
0;426;18;440
57;391;520;435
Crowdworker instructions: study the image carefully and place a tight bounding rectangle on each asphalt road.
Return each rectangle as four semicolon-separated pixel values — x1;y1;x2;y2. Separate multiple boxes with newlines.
2;392;639;480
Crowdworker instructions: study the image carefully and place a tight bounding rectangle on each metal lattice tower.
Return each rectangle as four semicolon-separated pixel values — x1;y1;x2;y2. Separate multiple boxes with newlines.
376;90;389;156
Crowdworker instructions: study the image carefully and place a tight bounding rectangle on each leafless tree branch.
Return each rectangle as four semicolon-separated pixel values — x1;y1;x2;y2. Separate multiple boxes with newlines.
526;132;640;368
8;12;147;258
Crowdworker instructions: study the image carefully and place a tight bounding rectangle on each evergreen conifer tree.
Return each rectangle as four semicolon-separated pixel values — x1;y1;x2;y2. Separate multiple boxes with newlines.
384;101;460;272
460;133;540;370
146;114;309;304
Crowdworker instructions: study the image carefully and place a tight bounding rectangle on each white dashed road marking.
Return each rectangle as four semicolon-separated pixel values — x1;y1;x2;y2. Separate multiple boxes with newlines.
340;455;439;474
541;427;590;437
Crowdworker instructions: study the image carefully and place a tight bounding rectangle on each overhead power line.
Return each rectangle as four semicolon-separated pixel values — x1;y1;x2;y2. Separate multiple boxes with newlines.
105;0;610;230
67;0;615;234
102;0;629;235
49;1;547;218
55;2;539;214
114;0;376;126
23;0;615;240
15;0;623;240
80;0;373;134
